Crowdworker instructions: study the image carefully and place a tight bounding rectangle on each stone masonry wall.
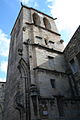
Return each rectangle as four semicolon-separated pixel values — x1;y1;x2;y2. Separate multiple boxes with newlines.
0;82;5;120
64;26;80;96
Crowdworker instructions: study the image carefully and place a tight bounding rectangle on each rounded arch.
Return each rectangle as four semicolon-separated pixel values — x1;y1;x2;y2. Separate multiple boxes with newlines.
33;13;41;26
43;17;51;30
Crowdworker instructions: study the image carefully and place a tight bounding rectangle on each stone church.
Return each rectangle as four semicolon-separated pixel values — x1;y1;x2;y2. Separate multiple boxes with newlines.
0;5;80;120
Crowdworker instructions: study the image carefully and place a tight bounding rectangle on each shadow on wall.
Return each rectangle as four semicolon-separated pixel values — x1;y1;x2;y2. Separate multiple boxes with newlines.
33;52;70;97
0;105;2;120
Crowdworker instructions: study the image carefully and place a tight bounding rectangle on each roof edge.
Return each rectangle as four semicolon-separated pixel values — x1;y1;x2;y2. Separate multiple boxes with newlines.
22;5;56;20
10;6;23;35
63;25;80;52
10;5;57;35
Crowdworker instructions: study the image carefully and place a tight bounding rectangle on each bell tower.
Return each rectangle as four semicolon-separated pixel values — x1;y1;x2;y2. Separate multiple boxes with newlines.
4;5;70;120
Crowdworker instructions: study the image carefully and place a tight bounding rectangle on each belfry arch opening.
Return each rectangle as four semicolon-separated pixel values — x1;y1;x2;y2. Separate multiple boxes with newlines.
43;17;51;30
33;13;41;26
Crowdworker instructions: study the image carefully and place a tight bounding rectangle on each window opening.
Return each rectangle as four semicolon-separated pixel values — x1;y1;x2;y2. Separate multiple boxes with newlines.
45;39;48;45
33;13;41;26
50;79;55;88
70;59;78;73
43;17;51;30
76;52;80;66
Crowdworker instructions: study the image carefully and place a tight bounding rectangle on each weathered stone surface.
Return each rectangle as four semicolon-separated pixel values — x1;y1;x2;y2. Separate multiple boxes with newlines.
2;5;80;120
64;26;80;96
0;82;5;120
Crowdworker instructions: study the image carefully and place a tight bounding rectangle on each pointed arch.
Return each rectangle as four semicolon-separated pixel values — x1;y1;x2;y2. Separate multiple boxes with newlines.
18;58;29;78
17;58;31;120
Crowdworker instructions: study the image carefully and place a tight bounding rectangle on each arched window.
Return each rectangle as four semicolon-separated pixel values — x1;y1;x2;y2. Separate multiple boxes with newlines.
43;17;51;30
33;13;41;26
